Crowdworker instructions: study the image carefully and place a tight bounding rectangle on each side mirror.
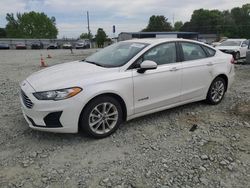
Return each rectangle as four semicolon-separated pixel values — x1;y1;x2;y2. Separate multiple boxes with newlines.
137;60;157;73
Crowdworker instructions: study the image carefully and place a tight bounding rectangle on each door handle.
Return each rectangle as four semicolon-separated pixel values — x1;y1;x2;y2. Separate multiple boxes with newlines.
206;62;213;66
170;67;178;71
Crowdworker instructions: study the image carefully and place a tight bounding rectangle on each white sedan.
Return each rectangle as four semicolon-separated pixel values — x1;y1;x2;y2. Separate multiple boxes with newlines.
20;38;235;138
216;39;249;60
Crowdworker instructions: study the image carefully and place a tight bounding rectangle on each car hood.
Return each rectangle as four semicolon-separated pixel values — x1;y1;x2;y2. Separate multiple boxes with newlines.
26;61;119;91
216;46;239;51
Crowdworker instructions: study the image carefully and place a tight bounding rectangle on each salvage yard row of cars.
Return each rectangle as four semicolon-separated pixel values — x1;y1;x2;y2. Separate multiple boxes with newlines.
1;38;250;62
0;40;90;50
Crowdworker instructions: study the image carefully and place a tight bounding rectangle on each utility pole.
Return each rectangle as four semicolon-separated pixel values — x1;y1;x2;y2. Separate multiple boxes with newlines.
87;11;90;39
172;13;175;28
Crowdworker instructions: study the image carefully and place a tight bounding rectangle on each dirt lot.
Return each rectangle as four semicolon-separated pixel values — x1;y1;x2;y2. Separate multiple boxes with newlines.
0;49;250;188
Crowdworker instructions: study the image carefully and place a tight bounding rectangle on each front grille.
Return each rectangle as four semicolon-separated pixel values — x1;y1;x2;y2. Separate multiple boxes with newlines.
21;90;34;109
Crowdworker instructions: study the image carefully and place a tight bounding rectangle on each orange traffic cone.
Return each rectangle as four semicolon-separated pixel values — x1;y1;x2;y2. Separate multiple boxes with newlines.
47;54;52;58
40;55;47;67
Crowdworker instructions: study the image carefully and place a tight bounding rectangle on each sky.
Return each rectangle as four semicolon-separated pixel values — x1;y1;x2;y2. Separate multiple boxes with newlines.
0;0;249;38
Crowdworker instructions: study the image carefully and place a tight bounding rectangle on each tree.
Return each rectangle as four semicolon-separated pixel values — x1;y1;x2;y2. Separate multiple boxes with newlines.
80;32;93;39
180;4;250;38
5;11;58;38
142;15;172;32
0;28;7;38
174;21;183;31
231;4;250;38
95;28;107;48
181;9;223;34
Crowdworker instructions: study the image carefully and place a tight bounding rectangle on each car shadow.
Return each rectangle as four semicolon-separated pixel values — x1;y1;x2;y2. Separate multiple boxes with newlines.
23;100;217;142
121;101;205;129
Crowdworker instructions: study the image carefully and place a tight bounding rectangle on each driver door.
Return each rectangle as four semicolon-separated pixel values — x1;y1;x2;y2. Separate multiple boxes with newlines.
132;42;182;114
240;40;249;57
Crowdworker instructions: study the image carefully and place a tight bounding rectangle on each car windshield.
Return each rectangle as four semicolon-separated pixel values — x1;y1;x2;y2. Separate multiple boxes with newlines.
85;42;148;67
220;41;241;46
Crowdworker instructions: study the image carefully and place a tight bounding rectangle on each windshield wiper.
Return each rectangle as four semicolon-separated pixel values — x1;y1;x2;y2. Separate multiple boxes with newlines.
84;60;105;67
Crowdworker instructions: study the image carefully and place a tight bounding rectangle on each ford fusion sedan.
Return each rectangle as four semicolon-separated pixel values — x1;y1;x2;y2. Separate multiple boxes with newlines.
216;39;249;60
20;38;235;138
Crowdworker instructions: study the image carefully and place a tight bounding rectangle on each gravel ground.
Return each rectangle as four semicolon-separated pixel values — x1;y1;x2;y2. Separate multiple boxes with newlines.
0;49;250;188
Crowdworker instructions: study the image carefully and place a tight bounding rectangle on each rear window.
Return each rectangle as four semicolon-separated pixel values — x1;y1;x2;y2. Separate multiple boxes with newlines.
203;46;216;57
181;42;207;61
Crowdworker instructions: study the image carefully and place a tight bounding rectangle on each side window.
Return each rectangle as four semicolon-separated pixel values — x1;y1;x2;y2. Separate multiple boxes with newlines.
181;42;207;61
203;46;216;57
242;40;249;47
143;43;177;65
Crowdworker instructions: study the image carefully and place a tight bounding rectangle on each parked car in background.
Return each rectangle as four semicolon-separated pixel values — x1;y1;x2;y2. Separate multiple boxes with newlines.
47;43;59;49
75;40;90;49
31;42;43;49
62;42;72;49
20;38;234;138
0;43;10;49
198;38;208;44
16;43;27;49
211;37;228;47
216;39;249;60
246;42;250;64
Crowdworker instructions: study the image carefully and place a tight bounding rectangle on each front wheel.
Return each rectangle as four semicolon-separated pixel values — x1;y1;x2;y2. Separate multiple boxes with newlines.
206;77;226;105
80;96;123;138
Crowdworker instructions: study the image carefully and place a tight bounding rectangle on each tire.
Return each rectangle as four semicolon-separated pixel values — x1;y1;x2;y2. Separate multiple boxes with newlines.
80;96;123;138
235;52;240;60
206;77;226;105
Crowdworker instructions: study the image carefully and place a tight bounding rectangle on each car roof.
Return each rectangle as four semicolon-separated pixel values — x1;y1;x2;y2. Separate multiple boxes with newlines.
121;38;202;45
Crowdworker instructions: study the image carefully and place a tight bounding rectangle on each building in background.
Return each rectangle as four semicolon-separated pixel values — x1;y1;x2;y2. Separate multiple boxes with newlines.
118;32;199;41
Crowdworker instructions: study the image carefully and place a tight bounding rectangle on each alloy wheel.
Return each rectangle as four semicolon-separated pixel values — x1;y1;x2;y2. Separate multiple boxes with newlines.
88;102;118;135
211;80;225;103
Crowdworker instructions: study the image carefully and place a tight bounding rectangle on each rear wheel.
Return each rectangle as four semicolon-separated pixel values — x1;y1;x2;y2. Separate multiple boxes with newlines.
80;96;123;138
206;77;226;105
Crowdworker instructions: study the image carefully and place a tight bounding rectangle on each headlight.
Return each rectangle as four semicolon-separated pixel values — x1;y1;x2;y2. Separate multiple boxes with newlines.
33;87;82;100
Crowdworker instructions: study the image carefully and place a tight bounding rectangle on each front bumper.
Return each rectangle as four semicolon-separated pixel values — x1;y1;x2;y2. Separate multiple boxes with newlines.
20;80;82;133
219;50;237;59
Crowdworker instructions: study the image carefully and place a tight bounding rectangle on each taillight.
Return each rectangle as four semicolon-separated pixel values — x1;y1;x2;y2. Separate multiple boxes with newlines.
230;57;235;64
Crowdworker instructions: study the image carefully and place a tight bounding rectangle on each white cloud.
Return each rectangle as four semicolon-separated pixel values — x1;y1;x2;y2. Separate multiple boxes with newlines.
0;0;26;15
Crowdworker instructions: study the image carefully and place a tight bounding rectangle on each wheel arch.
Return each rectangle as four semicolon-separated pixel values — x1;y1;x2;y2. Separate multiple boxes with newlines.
208;74;228;94
78;92;128;130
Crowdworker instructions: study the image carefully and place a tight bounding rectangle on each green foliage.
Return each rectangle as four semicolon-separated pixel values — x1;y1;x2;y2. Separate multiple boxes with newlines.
174;21;183;31
80;32;93;39
5;11;58;38
142;15;172;32
181;9;223;34
180;3;250;38
0;28;7;38
95;28;107;47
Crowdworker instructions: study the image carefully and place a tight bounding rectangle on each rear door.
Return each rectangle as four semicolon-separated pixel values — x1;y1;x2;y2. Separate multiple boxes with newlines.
179;42;214;102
